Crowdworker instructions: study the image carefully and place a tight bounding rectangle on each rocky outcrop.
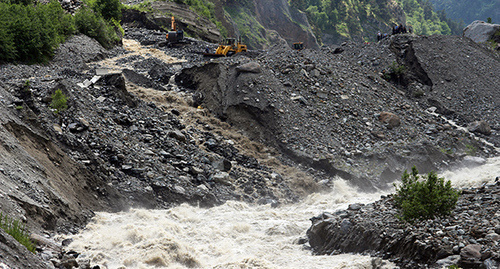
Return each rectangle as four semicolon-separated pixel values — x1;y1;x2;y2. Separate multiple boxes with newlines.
122;2;221;43
254;0;319;49
463;21;500;43
307;181;500;268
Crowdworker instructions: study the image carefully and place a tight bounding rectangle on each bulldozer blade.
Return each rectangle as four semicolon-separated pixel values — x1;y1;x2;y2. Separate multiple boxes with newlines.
203;53;226;57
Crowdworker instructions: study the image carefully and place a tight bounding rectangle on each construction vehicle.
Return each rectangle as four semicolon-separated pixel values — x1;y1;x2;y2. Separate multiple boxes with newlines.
162;16;188;47
204;37;247;57
293;42;304;51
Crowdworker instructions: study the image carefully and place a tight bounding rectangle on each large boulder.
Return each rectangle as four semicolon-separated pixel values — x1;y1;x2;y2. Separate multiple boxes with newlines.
467;120;492;136
463;21;500;43
378;112;401;129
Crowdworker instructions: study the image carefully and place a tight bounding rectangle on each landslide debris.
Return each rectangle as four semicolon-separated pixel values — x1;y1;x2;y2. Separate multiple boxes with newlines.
176;33;499;189
0;22;498;268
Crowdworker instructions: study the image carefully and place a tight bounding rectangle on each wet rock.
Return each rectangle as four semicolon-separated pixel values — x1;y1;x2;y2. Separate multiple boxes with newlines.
211;172;231;185
308;183;500;268
347;203;363;211
123;69;163;91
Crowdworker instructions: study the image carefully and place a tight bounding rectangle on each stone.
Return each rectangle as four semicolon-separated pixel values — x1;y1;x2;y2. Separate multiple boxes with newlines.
463;21;500;43
310;69;321;77
348;203;363;211
460;244;482;260
173;185;186;195
90;76;101;84
211;172;231;185
53;124;63;134
378;112;401;129
168;130;186;142
300;69;309;78
95;68;109;76
434;255;460;268
467;120;491;135
236;62;261;73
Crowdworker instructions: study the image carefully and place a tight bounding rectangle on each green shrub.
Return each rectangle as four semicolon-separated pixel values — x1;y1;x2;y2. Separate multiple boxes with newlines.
389;61;406;76
93;0;122;21
0;0;74;63
50;89;68;113
393;166;460;222
465;144;477;155
0;212;36;253
75;6;120;48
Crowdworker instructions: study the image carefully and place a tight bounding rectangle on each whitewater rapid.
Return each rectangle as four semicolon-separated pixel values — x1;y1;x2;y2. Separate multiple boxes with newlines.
60;157;500;269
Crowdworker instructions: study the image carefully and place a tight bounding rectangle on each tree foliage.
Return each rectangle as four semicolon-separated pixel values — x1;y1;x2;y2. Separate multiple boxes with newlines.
0;0;74;62
50;89;68;113
93;0;122;21
396;0;462;35
428;0;498;25
74;6;120;49
288;0;463;41
393;166;460;222
0;0;122;63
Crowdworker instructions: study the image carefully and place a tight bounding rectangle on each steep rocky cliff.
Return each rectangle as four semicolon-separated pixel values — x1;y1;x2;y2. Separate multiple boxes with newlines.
220;0;319;49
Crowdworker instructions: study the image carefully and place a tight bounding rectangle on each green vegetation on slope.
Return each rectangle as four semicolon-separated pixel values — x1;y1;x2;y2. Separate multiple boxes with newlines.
395;0;462;35
429;0;499;25
172;0;227;37
0;0;74;62
0;212;36;253
0;0;121;63
224;1;269;49
289;0;463;42
290;0;400;42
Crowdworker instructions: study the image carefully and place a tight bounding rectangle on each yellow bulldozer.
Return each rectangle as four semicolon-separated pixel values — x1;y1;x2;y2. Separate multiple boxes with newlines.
204;37;247;57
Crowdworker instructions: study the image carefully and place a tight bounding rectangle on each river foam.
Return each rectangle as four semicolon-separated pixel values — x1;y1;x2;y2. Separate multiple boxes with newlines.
61;177;391;269
61;157;500;268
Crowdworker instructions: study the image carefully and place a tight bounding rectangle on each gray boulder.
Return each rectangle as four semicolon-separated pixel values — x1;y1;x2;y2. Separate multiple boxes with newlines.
236;62;262;73
463;21;500;43
467;120;492;135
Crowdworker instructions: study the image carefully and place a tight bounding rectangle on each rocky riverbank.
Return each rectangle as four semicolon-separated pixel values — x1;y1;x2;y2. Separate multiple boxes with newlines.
307;178;500;268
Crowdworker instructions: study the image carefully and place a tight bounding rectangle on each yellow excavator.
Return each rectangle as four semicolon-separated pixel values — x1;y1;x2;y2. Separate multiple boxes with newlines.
204;37;247;57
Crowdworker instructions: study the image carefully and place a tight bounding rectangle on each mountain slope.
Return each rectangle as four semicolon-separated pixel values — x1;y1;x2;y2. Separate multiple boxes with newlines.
429;0;500;25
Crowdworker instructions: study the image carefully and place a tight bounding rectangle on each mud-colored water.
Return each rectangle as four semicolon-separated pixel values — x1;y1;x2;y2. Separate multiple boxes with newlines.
61;178;393;269
61;156;500;269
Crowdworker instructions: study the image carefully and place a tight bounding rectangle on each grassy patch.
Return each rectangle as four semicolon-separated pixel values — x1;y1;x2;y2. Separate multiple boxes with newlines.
0;212;36;253
50;89;68;113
